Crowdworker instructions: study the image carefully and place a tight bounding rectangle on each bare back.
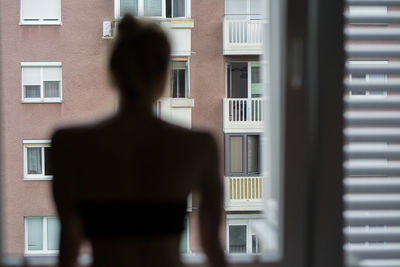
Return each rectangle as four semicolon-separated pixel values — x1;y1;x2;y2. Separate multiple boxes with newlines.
51;112;220;267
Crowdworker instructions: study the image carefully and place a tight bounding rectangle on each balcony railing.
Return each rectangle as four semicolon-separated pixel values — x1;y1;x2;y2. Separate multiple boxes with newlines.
224;176;264;211
223;17;266;55
223;98;264;132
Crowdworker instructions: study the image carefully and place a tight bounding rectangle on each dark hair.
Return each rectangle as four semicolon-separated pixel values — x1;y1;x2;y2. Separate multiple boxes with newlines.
109;15;170;98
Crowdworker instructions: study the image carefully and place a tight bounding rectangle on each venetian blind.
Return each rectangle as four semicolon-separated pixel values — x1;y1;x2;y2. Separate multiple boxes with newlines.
344;1;400;266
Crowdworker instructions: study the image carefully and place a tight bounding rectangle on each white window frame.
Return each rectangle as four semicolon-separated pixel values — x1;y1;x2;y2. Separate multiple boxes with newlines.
170;58;190;98
348;61;388;98
226;214;264;254
23;140;52;180
24;217;59;255
114;0;191;19
20;0;62;25
21;62;63;103
226;61;262;99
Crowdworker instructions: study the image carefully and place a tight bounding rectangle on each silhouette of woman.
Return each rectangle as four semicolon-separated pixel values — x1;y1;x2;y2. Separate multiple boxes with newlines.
51;14;227;267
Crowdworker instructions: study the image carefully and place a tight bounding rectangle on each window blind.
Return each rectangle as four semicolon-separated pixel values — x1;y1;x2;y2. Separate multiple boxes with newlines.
344;1;400;266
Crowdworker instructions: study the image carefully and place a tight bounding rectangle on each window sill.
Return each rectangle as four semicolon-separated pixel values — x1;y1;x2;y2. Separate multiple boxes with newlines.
19;22;62;26
24;176;53;181
170;98;195;108
21;100;63;104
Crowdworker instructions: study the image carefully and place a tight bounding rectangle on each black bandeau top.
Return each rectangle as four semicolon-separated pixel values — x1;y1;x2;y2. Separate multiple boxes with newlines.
77;201;187;240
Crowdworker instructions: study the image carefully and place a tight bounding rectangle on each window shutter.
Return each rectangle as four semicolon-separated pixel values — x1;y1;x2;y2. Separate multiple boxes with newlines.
21;0;60;22
43;67;61;81
344;1;400;266
22;67;41;85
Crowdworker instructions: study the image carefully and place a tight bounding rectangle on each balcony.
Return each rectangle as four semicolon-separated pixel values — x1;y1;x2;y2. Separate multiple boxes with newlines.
223;98;264;133
223;17;267;55
224;176;264;211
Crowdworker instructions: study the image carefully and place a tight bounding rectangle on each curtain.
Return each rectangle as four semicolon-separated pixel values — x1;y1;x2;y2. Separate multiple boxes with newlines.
121;0;138;16
27;147;42;174
28;217;43;251
44;81;59;98
47;218;60;250
25;85;40;98
230;136;243;173
144;0;162;16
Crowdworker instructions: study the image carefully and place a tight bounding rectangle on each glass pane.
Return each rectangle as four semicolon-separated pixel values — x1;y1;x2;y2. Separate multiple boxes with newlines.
230;136;243;173
227;63;247;98
172;70;178;98
120;0;138;16
248;135;259;173
27;217;43;251
47;218;60;250
250;0;265;19
44;81;60;98
225;0;247;19
178;69;186;98
251;64;262;97
144;0;162;16
27;147;42;175
173;0;185;17
229;225;247;253
166;0;172;17
25;85;40;98
252;234;260;253
180;216;188;253
171;62;187;98
44;147;52;176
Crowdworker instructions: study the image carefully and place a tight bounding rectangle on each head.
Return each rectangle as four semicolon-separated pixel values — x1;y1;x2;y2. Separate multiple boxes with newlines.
109;15;170;102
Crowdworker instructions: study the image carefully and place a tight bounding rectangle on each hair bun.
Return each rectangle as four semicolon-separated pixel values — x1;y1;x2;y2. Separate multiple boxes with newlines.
118;14;139;37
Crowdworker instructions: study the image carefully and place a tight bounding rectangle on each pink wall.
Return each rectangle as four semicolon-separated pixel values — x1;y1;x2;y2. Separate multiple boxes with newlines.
0;0;115;255
190;0;225;252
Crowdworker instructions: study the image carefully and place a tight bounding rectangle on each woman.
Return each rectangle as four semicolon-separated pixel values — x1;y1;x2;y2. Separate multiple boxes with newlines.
51;15;227;267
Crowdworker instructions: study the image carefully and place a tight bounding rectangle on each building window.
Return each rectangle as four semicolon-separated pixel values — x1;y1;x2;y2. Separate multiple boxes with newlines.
180;216;189;253
20;0;61;25
25;217;60;254
225;134;260;176
170;60;189;98
23;140;52;180
226;215;264;254
225;0;266;20
21;63;62;103
116;0;189;18
227;62;262;98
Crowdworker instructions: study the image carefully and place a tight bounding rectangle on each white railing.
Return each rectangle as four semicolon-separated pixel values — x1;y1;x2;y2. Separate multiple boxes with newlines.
225;176;264;211
223;98;264;132
223;18;267;55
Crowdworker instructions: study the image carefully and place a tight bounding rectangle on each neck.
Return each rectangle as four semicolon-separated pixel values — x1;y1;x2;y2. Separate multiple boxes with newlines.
117;95;155;119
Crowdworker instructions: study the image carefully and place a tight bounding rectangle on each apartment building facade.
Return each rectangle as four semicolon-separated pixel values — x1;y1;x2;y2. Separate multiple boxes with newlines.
0;0;268;256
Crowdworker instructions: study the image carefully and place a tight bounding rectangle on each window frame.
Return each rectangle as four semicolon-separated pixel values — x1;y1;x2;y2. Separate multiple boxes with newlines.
23;140;52;180
225;133;261;177
21;62;63;103
170;58;190;98
226;62;262;99
20;0;62;26
226;214;264;254
24;216;60;255
114;0;191;19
